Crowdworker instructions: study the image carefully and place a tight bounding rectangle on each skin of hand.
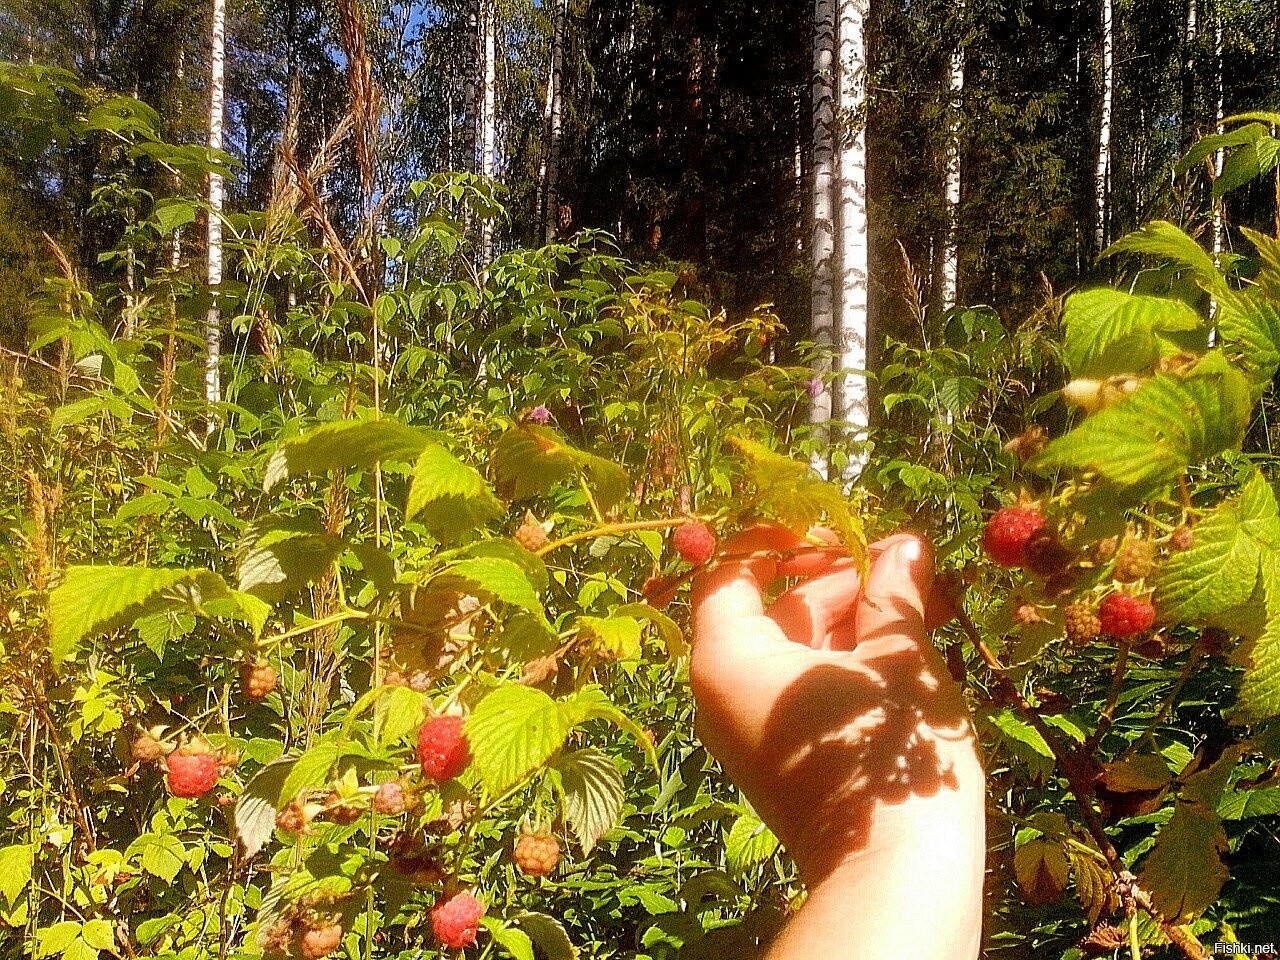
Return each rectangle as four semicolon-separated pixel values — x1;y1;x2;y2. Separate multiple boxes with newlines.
690;526;986;960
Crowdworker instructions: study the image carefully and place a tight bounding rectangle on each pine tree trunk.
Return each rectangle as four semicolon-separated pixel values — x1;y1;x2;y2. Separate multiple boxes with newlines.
205;0;226;409
809;0;837;478
479;0;497;266
1095;0;1113;253
940;30;964;310
836;0;869;479
539;0;566;244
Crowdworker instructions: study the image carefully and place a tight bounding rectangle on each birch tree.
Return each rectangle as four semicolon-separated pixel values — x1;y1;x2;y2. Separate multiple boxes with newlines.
479;0;497;266
539;0;565;244
205;0;226;407
835;0;869;477
1095;0;1114;252
940;15;964;310
809;0;837;477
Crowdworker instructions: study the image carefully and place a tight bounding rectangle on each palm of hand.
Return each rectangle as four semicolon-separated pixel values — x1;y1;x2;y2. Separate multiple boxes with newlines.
690;529;981;884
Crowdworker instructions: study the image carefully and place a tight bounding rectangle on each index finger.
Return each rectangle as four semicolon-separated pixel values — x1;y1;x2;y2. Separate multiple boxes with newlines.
691;525;801;644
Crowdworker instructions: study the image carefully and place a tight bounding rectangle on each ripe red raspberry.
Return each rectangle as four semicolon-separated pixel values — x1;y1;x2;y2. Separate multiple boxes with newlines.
417;716;471;782
1063;600;1102;645
166;751;220;798
431;891;485;949
299;920;343;960
373;781;407;815
1098;593;1156;638
673;521;717;565
241;658;278;701
513;831;561;877
982;507;1046;568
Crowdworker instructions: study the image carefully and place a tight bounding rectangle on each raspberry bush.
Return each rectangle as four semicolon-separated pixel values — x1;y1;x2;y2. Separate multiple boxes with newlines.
1;91;1278;960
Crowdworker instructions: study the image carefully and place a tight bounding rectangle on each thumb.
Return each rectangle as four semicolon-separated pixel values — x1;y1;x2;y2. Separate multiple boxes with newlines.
853;534;934;650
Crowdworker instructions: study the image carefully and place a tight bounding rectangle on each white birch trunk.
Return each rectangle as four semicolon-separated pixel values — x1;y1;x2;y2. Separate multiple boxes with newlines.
1212;11;1225;257
479;0;497;266
940;38;964;310
1095;0;1113;253
205;0;226;408
539;0;565;244
836;0;869;479
809;0;837;478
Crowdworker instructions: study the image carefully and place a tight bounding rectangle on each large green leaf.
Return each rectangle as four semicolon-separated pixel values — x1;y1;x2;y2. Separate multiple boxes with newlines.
561;685;659;772
512;913;578;960
237;523;343;603
729;436;865;556
1102;221;1225;295
555;748;625;854
1061;288;1202;377
465;685;572;794
405;442;502;539
1231;554;1280;724
126;833;186;884
48;566;229;663
490;424;629;513
1031;353;1250;488
436;557;548;627
263;418;432;491
1154;471;1280;624
575;614;643;660
234;760;294;859
1215;287;1280;392
0;845;33;908
1137;801;1229;921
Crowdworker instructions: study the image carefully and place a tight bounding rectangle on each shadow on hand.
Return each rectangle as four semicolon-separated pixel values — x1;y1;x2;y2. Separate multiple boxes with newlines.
744;613;975;884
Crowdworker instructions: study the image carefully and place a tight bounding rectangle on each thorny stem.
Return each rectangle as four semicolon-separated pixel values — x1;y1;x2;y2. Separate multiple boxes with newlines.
957;608;1208;960
536;518;689;556
1084;640;1130;752
1120;640;1206;762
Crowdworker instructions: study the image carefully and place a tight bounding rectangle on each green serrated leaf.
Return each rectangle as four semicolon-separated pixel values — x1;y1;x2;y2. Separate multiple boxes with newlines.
725;812;779;872
466;685;572;794
1102;221;1225;295
127;832;185;883
1155;471;1280;624
1137;801;1229;921
406;442;502;539
729;436;866;558
237;526;343;603
48;566;228;663
0;845;33;907
1062;288;1202;377
611;602;686;657
490;424;629;513
264;418;431;491
560;685;659;772
235;761;294;858
1216;287;1280;392
376;686;427;747
1031;354;1250;488
484;920;535;960
576;614;643;660
512;912;578;960
555;748;624;854
278;743;340;805
1231;554;1280;724
437;557;548;627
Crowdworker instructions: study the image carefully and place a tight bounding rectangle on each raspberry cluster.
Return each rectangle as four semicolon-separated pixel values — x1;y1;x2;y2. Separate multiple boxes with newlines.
431;891;485;949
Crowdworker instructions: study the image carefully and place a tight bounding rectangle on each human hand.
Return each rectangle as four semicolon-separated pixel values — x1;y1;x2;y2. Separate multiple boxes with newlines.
690;526;985;959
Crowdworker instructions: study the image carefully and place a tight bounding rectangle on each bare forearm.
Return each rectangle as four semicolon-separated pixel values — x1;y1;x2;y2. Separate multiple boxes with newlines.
767;779;985;960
